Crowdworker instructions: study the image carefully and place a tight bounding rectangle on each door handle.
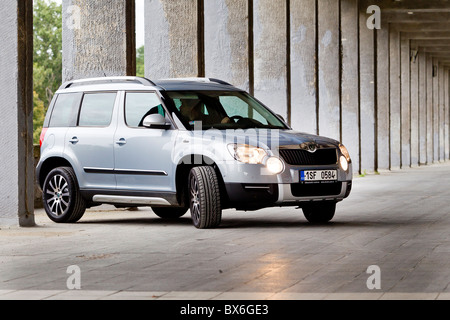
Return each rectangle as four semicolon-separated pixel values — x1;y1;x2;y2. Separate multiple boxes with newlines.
116;138;127;146
69;137;79;144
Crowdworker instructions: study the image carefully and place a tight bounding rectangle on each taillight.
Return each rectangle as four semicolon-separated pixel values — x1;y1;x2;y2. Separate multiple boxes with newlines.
40;128;48;148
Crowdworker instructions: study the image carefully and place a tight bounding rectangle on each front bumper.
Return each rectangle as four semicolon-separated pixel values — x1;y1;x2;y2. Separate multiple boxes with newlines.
220;159;353;210
224;180;352;210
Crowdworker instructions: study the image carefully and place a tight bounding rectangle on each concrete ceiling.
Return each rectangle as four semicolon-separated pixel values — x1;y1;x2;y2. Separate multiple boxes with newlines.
361;0;450;66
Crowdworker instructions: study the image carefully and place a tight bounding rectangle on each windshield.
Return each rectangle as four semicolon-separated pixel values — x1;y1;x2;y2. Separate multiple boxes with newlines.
163;91;288;130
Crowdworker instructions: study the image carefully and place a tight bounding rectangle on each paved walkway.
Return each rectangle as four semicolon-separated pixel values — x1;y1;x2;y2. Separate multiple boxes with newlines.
1;162;450;300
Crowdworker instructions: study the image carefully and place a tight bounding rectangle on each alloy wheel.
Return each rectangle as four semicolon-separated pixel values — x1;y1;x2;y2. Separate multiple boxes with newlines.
45;174;70;217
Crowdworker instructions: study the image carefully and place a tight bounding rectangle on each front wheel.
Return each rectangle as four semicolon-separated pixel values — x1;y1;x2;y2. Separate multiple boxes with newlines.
189;166;222;229
42;167;86;223
302;202;336;224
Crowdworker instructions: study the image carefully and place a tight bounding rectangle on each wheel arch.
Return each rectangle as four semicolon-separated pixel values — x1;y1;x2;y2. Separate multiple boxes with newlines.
175;154;229;208
38;156;74;189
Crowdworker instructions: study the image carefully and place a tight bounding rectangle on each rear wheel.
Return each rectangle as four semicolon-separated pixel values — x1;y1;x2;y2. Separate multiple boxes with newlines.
42;167;86;223
189;166;222;229
302;202;336;224
152;207;188;219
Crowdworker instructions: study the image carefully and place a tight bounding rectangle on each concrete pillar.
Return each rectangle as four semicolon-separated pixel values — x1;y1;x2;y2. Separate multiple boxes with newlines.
318;0;340;141
290;0;317;134
433;58;439;162
389;29;401;170
359;10;375;173
400;37;411;168
204;0;250;91
426;54;434;163
445;68;449;160
418;52;427;165
0;1;34;226
145;0;201;79
410;48;419;167
438;64;445;162
62;0;136;82
340;0;360;173
253;0;288;120
376;21;390;171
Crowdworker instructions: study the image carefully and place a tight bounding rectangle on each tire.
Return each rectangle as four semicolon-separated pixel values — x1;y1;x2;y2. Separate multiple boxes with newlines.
302;202;336;224
189;166;222;229
152;207;188;219
42;167;86;223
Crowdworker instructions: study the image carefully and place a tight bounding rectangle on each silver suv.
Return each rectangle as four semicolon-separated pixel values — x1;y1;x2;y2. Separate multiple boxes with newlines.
37;77;353;229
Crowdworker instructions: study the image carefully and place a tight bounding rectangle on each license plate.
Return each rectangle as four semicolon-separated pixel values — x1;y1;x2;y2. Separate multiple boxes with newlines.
300;170;337;183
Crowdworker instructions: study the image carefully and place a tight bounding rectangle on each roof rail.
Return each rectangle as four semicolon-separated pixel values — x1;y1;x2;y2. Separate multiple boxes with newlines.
208;78;232;86
159;77;233;86
58;76;156;90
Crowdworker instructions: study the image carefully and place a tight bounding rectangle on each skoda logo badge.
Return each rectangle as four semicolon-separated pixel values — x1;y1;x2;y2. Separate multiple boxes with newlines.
307;143;317;153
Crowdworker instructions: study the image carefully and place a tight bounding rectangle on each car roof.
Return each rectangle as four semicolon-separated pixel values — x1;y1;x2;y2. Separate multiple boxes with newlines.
56;76;243;94
154;78;243;92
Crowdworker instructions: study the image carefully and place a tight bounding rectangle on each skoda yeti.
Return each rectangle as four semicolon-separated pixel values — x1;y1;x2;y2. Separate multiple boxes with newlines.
36;77;353;229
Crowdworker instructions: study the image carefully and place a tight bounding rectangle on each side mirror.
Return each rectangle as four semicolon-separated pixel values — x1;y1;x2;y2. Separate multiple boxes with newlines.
142;114;171;129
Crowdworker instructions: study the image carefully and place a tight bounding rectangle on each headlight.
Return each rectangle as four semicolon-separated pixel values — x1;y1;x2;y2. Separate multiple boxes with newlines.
228;144;268;164
266;157;284;175
339;144;351;162
340;156;349;171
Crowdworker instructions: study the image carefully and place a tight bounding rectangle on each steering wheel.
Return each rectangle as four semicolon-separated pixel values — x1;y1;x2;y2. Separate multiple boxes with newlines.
230;115;244;123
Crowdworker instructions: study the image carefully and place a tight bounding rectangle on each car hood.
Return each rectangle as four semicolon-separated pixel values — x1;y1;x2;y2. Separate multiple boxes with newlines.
271;130;339;148
200;129;339;150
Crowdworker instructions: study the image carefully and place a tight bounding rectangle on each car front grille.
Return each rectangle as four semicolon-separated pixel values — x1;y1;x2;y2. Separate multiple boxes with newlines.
291;182;343;197
278;148;338;166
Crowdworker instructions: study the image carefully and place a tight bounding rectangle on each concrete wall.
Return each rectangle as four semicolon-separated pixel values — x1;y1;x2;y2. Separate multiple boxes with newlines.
62;0;135;81
3;0;450;229
400;37;411;168
253;0;288;120
376;21;390;171
0;1;34;226
290;0;317;136
359;8;375;173
418;52;427;165
410;50;419;167
204;0;250;91
145;0;201;78
389;29;401;170
445;68;449;160
142;0;450;175
341;0;360;173
2;0;450;227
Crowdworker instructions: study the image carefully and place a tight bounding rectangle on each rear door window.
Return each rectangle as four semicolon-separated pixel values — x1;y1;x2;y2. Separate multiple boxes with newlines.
78;92;117;127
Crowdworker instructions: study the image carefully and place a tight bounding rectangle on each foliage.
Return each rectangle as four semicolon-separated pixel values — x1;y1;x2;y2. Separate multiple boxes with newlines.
136;45;145;78
33;91;46;144
32;1;144;144
33;0;62;144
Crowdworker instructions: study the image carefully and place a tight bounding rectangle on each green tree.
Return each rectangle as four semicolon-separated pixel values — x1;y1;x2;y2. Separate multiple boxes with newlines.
136;45;145;78
33;0;62;144
33;91;46;144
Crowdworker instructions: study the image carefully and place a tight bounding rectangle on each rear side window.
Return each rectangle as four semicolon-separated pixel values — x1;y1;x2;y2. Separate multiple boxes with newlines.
49;93;82;127
78;92;117;127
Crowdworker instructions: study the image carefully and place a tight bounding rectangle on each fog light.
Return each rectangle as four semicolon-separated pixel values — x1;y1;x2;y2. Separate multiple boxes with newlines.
266;157;284;175
340;156;349;171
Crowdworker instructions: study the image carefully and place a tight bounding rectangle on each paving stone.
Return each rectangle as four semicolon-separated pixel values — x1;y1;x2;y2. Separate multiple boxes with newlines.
1;163;450;299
